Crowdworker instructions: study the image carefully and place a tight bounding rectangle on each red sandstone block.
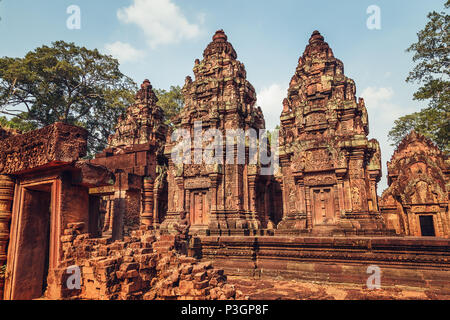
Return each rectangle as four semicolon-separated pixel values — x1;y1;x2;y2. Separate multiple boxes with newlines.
97;257;120;268
138;248;153;254
179;280;194;294
194;280;209;290
126;270;139;278
168;272;180;284
161;270;172;278
134;254;149;264
61;235;76;243
123;280;142;294
190;288;209;297
63;229;76;235
129;242;143;249
180;274;194;281
68;222;85;230
159;288;176;297
123;256;135;263
159;235;176;242
181;265;193;275
209;278;218;287
143;290;157;300
98;247;108;257
140;273;154;282
194;272;207;282
178;256;197;264
142;234;156;244
192;265;205;274
120;262;139;271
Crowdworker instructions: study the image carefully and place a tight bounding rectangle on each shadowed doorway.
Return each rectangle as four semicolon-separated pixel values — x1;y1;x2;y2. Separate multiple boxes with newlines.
9;184;52;299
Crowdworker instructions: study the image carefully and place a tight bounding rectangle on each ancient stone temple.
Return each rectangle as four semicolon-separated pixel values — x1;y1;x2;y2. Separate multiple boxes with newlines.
380;131;450;238
277;31;387;235
1;29;450;302
161;30;271;236
0;123;113;300
90;79;168;239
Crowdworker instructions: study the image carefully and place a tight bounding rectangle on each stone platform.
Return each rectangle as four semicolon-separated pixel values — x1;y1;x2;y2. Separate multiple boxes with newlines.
228;276;450;300
195;236;450;292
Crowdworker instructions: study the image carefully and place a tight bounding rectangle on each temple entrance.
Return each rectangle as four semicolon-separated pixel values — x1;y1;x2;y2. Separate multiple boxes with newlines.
190;190;210;226
419;215;436;237
311;187;336;225
10;184;52;299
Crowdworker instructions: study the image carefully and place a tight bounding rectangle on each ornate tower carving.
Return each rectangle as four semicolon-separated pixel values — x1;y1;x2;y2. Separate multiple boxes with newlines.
161;30;270;236
108;79;166;149
91;79;168;234
277;31;388;235
380;131;450;238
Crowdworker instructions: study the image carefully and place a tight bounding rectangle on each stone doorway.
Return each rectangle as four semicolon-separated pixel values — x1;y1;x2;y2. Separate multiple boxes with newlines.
419;215;436;237
7;183;54;300
311;187;336;225
190;190;210;226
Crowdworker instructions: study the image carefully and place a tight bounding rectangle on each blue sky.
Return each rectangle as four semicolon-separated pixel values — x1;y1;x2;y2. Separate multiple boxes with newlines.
0;0;445;192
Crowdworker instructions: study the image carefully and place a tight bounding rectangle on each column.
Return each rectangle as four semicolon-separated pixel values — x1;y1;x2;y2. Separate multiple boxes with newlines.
141;177;154;227
153;184;159;226
0;175;14;300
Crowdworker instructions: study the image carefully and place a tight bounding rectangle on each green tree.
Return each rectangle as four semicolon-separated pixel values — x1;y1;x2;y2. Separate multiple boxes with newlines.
0;113;37;132
155;85;184;126
0;41;136;155
388;1;449;153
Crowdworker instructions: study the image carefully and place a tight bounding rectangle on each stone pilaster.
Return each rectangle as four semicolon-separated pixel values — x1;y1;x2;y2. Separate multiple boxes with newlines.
0;175;14;300
141;177;154;227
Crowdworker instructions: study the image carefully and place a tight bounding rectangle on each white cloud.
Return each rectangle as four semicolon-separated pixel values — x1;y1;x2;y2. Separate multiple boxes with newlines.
257;83;287;130
105;41;145;63
361;86;415;193
361;86;412;123
117;0;203;48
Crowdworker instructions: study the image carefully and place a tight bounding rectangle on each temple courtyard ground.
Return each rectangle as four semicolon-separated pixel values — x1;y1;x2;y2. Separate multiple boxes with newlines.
228;277;450;300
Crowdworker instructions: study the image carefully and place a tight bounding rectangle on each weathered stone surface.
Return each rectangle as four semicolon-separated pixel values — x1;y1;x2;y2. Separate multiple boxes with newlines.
47;226;243;300
277;31;387;236
2;30;450;301
0;175;14;300
161;30;272;236
0;125;19;140
198;235;450;291
0;123;115;300
228;277;450;300
90;79;168;237
0;122;87;175
380;131;450;238
71;161;115;188
107;79;167;151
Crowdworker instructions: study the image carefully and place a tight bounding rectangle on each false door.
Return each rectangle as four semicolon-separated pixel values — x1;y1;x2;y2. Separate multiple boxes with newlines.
311;187;336;225
190;190;210;226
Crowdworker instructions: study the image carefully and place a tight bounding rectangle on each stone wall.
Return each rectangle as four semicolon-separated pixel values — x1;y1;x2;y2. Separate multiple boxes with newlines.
46;224;243;300
198;236;450;292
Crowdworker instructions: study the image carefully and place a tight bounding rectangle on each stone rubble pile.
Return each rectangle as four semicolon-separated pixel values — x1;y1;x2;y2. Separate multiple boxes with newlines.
46;223;244;300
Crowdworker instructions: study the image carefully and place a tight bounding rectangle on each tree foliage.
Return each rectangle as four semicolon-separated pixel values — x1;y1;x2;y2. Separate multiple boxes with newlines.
388;1;449;153
154;85;184;126
0;113;37;132
0;41;137;155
